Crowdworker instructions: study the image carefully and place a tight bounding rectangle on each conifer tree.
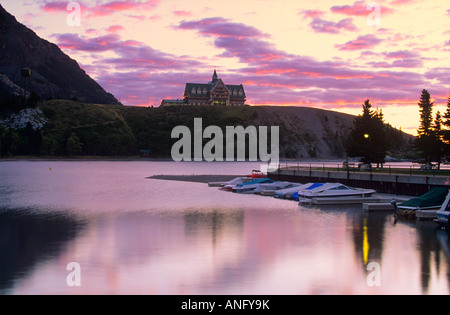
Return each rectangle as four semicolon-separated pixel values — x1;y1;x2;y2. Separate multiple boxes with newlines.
346;99;388;166
443;95;450;144
415;89;436;164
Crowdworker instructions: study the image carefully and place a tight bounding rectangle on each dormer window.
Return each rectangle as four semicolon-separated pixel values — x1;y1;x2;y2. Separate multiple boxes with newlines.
191;87;196;94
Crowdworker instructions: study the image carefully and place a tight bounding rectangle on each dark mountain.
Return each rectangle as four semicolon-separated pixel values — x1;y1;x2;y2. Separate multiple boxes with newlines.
0;4;120;105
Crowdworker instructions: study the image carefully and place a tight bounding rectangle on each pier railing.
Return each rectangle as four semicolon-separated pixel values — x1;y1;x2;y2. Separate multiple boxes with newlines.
268;162;450;196
273;162;450;178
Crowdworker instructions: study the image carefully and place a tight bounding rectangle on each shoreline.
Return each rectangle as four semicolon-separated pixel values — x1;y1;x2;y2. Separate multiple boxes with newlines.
148;175;243;184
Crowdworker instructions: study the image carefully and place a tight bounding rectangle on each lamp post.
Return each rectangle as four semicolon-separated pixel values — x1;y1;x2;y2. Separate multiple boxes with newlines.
364;133;371;167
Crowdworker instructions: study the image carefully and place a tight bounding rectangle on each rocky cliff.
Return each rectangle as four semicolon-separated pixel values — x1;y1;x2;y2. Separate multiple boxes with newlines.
0;4;120;105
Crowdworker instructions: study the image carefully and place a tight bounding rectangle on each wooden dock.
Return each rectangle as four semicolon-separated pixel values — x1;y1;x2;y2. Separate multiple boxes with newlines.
269;168;449;197
308;197;389;205
363;203;396;212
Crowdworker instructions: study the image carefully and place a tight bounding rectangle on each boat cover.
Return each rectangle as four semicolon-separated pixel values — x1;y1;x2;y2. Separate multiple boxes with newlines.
399;186;449;209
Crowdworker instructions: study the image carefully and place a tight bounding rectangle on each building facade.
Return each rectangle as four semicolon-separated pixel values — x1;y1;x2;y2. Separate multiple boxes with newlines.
161;70;246;107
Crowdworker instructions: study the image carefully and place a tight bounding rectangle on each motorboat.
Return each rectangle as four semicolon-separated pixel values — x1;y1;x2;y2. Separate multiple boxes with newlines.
297;183;375;200
291;183;327;201
435;190;450;229
231;178;274;193
208;176;252;188
254;182;299;196
274;183;319;200
396;186;449;217
250;170;266;179
273;185;304;199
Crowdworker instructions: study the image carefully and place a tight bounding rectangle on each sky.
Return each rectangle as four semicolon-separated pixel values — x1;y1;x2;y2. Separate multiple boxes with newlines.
1;0;449;135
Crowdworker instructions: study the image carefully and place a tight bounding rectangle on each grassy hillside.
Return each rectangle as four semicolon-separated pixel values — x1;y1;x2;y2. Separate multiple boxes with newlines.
1;100;414;159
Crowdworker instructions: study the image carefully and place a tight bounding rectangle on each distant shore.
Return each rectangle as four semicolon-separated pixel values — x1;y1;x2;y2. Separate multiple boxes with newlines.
148;175;243;183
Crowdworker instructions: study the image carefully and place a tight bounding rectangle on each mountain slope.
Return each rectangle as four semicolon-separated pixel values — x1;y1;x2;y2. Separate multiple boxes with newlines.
28;102;411;159
0;4;120;105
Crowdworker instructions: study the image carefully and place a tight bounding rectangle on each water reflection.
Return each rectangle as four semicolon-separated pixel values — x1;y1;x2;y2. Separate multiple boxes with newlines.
351;212;388;269
0;209;85;294
398;219;450;294
1;161;449;294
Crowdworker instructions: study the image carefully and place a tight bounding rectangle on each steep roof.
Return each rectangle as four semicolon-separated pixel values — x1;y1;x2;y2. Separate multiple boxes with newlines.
184;83;246;98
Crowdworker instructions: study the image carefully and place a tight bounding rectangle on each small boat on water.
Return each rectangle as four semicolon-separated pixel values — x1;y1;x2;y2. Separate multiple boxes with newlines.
396;186;449;217
274;185;305;199
208;176;252;188
231;178;274;193
435;190;450;229
250;170;265;179
254;182;299;196
289;183;327;201
297;183;375;201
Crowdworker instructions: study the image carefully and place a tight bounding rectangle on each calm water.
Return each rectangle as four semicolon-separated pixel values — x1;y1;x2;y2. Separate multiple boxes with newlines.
0;161;449;295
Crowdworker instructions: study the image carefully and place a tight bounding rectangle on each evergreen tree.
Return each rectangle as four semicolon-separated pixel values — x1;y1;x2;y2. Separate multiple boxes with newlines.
415;90;436;164
443;95;450;150
346;99;388;166
417;89;434;137
431;111;444;168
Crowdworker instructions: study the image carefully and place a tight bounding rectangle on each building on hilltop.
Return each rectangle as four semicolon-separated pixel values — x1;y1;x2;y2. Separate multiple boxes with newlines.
161;70;246;106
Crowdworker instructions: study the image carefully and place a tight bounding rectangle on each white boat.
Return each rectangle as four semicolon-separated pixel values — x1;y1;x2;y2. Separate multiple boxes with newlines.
436;190;450;229
274;184;307;199
208;177;252;188
297;182;376;200
254;182;299;195
229;178;275;193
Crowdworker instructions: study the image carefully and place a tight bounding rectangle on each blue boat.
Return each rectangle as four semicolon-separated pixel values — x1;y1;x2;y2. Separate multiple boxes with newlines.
287;183;325;201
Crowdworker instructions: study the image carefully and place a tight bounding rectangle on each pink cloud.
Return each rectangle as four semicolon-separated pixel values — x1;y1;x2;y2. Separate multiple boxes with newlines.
390;0;416;5
331;1;394;16
173;10;193;17
309;18;358;34
335;34;383;51
42;1;70;13
88;0;160;17
40;0;160;18
383;50;420;59
176;17;269;39
106;25;125;33
298;9;325;19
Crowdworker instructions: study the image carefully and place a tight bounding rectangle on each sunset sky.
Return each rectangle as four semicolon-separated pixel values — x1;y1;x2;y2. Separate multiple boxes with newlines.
2;0;449;134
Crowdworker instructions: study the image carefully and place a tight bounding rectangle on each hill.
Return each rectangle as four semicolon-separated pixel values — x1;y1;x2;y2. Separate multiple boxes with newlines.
0;100;415;159
0;4;119;105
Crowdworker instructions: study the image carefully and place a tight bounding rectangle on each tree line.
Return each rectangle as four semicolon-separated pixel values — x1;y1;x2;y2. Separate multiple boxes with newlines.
346;90;450;168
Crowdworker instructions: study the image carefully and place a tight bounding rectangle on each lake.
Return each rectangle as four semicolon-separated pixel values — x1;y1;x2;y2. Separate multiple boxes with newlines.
0;161;449;295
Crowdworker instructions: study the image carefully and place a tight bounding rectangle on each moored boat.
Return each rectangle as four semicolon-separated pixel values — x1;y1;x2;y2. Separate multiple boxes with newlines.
208;176;252;188
254;182;299;195
435;190;450;229
396;186;449;217
297;183;375;201
229;178;274;193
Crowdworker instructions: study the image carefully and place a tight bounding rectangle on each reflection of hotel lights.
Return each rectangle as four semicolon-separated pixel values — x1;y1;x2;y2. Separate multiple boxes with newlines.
363;218;369;266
